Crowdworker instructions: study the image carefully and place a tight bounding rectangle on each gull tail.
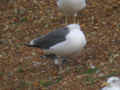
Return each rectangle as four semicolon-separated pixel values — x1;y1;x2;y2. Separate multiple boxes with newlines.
24;40;38;47
24;43;35;47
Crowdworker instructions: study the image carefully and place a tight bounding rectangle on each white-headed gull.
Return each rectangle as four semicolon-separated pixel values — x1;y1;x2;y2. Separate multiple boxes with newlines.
25;24;87;67
101;76;120;90
56;0;86;23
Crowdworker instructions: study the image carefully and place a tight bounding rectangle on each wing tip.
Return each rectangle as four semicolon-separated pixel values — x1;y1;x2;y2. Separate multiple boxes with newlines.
24;43;33;47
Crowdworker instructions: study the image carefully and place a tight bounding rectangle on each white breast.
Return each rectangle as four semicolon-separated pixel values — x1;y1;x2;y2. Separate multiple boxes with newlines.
46;29;86;57
57;0;86;15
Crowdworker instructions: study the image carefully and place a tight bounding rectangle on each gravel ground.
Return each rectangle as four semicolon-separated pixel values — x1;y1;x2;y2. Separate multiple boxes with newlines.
0;0;120;90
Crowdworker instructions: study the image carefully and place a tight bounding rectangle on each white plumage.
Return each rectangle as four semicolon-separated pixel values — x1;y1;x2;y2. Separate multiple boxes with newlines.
101;76;120;90
25;24;86;65
45;24;86;57
57;0;86;23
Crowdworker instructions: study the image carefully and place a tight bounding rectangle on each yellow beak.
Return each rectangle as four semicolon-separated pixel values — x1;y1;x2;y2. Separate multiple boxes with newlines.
102;82;109;87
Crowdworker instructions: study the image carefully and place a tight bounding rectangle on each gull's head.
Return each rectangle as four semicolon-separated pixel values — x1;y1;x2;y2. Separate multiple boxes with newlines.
107;76;120;84
67;24;80;30
102;76;120;88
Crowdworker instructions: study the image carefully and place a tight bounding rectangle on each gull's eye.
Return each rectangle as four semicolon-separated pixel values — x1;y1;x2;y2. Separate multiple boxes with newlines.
112;80;117;83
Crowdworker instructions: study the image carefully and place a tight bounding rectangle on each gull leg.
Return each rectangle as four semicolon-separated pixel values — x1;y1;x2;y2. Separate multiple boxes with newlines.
54;58;63;73
65;16;68;24
61;57;68;64
54;57;66;74
54;58;60;65
74;13;78;24
77;13;79;24
58;57;70;74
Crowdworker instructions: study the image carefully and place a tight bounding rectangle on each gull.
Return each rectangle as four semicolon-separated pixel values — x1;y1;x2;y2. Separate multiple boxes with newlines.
25;24;87;70
101;76;120;90
56;0;86;24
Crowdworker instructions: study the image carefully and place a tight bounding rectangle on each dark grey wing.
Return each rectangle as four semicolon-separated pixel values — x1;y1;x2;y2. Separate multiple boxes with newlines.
31;27;69;49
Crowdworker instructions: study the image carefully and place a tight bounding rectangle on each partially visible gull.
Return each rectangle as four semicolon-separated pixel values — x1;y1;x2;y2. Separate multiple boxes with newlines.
101;76;120;90
25;24;86;67
56;0;86;23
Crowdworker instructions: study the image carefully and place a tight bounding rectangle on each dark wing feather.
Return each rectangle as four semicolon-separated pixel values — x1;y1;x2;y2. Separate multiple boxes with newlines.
32;27;69;49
